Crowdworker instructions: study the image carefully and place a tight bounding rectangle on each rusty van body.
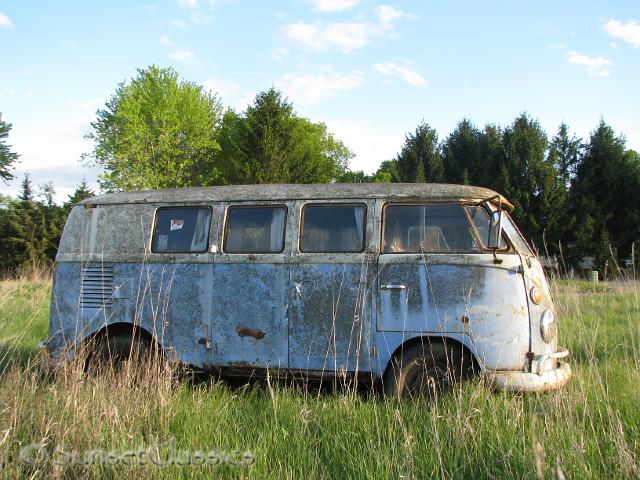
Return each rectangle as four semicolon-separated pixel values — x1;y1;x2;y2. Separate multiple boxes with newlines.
45;184;571;394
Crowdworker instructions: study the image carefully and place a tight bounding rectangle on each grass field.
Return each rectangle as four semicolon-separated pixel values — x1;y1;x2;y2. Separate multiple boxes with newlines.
0;276;638;479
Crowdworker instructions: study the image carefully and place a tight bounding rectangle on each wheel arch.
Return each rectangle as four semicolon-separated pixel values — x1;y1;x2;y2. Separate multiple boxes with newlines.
382;334;481;383
82;322;163;354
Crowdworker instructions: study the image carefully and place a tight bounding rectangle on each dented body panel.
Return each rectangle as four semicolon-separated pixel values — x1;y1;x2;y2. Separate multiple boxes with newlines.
47;183;570;391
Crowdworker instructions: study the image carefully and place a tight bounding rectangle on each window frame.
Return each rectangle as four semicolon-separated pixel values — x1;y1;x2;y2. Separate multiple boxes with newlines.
462;203;512;253
380;201;507;255
299;202;368;254
151;205;213;254
222;204;288;255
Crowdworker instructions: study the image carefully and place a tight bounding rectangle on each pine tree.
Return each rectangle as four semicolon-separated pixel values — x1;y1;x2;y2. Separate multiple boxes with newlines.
0;113;19;183
4;174;49;276
64;177;95;208
396;122;441;182
567;120;640;271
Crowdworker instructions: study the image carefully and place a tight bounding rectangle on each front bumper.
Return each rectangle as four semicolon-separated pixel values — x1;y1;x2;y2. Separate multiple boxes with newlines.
483;348;572;392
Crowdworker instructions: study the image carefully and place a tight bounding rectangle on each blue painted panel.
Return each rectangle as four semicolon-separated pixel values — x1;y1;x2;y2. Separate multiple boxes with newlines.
49;262;213;368
288;262;372;373
376;254;530;371
211;263;289;368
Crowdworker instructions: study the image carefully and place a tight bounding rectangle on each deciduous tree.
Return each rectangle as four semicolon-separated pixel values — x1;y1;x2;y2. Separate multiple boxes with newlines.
84;66;224;191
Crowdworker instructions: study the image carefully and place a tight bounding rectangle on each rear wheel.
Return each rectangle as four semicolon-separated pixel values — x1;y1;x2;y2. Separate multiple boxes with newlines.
383;341;467;399
85;333;152;373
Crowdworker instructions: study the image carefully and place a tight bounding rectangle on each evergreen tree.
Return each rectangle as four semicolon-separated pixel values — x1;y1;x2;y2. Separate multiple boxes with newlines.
396;122;443;182
217;88;350;184
567;121;640;271
3;174;48;275
501;114;559;250
548;123;583;188
0;113;19;183
442;119;481;184
64;177;95;208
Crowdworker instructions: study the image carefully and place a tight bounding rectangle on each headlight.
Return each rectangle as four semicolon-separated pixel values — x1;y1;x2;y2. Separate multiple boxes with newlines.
530;286;543;305
540;309;557;342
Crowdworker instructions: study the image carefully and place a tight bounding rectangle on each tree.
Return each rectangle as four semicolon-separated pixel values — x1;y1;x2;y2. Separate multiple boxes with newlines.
0;113;19;183
396;122;443;183
548;123;583;188
442;119;482;185
374;160;400;182
19;174;34;202
84;65;224;191
217;88;350;184
64;177;95;208
568;121;640;270
39;181;56;207
501;114;559;250
2;174;48;275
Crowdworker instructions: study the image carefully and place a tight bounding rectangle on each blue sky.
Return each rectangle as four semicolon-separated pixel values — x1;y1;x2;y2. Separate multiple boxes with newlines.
1;0;639;202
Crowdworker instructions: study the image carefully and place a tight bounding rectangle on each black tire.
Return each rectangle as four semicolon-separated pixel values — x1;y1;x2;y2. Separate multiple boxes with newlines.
383;340;467;399
85;334;151;373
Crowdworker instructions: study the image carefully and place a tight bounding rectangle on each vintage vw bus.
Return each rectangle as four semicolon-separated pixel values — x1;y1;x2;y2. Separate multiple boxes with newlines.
45;184;571;395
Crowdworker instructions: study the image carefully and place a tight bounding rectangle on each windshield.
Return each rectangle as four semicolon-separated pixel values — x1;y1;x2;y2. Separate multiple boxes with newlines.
501;212;534;256
465;205;507;250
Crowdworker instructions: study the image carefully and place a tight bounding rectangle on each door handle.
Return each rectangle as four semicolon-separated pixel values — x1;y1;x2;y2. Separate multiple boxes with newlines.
380;284;406;290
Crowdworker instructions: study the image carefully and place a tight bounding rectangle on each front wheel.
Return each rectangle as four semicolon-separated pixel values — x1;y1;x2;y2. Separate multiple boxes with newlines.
383;341;467;399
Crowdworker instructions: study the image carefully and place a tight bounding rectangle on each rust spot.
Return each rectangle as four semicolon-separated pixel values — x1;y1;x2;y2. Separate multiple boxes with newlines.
461;315;470;324
235;325;266;340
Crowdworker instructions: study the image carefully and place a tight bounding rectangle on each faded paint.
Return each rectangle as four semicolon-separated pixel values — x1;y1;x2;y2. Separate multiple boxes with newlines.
47;183;569;391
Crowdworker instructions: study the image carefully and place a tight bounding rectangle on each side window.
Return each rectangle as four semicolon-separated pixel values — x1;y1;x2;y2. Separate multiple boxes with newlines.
224;206;287;253
465;205;508;250
152;207;211;253
382;204;480;253
301;204;366;253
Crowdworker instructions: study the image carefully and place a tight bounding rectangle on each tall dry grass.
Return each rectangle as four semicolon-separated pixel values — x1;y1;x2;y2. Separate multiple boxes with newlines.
0;274;638;479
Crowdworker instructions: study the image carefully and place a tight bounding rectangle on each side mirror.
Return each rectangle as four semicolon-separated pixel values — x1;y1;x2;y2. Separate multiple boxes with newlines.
488;211;503;249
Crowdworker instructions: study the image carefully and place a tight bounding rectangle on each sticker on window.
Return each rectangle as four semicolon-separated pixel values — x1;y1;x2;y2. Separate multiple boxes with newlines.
170;219;184;231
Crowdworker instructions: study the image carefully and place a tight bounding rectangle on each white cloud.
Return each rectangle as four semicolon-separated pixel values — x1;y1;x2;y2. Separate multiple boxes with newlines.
567;50;612;77
324;119;404;172
0;12;13;29
374;62;427;87
202;78;238;98
3;87;16;95
65;98;105;113
307;0;358;13
378;5;408;23
276;71;364;105
168;19;186;28
547;43;565;50
169;48;195;61
3;106;101;202
159;35;174;46
602;19;640;48
177;0;198;8
285;21;384;52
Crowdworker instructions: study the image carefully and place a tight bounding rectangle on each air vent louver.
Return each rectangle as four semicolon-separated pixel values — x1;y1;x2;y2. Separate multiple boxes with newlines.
80;264;114;309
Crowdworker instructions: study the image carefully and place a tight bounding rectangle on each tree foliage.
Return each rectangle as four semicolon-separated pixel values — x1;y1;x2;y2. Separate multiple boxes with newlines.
0;175;89;275
396;122;443;182
0;113;19;183
567;121;640;272
391;115;639;274
84;66;224;191
216;88;350;184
